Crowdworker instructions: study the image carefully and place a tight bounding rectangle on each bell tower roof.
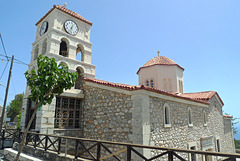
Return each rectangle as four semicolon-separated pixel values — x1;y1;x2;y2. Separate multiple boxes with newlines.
137;56;184;74
35;5;92;26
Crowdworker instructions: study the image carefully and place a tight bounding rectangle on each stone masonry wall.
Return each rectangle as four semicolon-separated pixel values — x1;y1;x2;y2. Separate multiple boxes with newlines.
149;95;235;160
83;85;133;142
82;85;133;160
207;96;235;153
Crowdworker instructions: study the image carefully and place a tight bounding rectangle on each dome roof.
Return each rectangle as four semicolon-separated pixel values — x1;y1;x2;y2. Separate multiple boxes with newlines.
137;56;184;74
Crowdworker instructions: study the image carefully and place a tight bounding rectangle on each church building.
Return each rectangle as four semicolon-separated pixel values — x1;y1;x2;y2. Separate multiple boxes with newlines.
20;5;235;160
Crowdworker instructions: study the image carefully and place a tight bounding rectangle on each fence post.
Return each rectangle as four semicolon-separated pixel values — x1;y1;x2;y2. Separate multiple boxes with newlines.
34;133;37;148
1;130;5;149
168;150;173;161
25;133;29;145
13;130;16;143
97;142;101;161
65;139;68;156
75;139;78;159
127;145;131;161
45;135;48;151
58;137;61;154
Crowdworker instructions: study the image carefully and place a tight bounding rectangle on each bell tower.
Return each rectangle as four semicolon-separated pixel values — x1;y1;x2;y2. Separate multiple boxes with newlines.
30;5;95;78
21;5;95;134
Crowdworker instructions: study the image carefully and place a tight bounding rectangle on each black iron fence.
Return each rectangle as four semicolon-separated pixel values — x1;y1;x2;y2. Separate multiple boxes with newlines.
1;129;240;161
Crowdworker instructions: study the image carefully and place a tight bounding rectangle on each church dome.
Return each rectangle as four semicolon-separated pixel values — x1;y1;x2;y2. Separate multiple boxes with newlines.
137;56;184;74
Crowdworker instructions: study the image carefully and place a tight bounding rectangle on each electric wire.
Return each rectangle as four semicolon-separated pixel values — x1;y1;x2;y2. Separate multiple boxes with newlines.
13;59;28;66
0;33;8;58
0;61;9;80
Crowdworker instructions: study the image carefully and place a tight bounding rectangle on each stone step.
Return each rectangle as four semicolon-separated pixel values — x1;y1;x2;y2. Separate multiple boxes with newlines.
4;147;92;161
3;148;44;161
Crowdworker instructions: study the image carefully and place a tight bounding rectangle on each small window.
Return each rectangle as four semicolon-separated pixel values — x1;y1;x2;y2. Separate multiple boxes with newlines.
146;80;149;87
163;103;171;127
188;107;193;126
150;80;154;88
203;110;207;126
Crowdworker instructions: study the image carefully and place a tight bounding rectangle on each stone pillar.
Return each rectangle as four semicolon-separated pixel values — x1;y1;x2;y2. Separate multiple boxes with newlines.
131;93;150;160
83;50;92;64
20;94;29;130
35;97;56;134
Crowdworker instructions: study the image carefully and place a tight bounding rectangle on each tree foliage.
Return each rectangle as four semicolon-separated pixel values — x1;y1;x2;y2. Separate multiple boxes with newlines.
25;55;78;105
6;93;23;122
15;55;78;161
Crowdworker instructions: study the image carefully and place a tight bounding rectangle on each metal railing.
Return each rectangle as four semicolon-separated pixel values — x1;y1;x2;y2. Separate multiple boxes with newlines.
1;129;240;161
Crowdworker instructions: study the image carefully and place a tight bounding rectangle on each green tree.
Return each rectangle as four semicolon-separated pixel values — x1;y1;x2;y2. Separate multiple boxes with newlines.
6;93;23;122
15;55;78;161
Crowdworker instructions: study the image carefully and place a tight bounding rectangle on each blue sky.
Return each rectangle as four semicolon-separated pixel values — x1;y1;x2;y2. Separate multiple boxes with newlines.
0;1;240;135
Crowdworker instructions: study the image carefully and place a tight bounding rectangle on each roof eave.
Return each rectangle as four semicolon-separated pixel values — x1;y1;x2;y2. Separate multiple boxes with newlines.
137;64;185;74
35;5;92;26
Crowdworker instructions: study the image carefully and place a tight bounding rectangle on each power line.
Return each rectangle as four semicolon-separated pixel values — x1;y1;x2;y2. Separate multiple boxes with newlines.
0;61;9;80
13;58;28;66
0;33;8;58
0;53;28;66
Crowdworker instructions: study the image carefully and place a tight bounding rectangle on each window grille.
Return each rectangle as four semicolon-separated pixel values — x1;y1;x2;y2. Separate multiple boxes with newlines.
55;97;82;129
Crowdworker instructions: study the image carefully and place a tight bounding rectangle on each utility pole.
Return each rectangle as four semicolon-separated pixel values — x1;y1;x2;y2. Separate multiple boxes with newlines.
0;55;14;131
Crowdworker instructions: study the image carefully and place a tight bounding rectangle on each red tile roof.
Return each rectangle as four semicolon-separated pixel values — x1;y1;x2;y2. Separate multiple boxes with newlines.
137;56;184;74
180;91;224;105
36;5;92;26
223;115;233;118
84;78;210;105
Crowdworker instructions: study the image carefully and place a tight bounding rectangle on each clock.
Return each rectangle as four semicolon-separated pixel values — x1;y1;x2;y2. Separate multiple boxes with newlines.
64;20;78;35
40;21;48;36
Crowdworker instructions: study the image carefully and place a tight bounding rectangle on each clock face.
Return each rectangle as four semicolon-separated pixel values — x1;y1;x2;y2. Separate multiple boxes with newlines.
64;20;78;35
40;21;48;36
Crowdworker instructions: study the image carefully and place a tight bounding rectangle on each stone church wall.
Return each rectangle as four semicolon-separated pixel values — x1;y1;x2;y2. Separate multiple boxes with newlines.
148;95;235;160
83;85;133;143
207;96;235;154
149;96;210;160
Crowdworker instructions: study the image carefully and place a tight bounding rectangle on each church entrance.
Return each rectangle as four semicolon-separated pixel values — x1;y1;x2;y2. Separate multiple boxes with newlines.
54;96;82;129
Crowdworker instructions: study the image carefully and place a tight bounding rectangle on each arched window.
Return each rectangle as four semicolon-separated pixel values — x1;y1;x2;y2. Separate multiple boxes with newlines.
42;39;47;55
76;44;84;61
59;39;68;57
163;103;171;127
150;80;154;88
146;80;149;87
168;79;172;92
188;107;193;126
34;45;39;60
75;67;84;89
163;78;167;91
59;62;68;69
203;110;207;126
